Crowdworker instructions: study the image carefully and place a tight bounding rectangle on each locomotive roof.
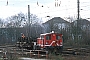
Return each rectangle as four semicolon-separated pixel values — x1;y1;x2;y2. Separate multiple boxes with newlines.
40;31;62;36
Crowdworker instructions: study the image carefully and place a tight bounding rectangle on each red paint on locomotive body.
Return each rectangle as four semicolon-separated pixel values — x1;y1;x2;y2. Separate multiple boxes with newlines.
37;31;63;49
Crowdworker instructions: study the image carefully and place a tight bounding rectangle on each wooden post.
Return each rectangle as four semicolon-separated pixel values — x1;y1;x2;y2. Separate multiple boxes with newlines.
30;50;32;57
38;51;40;58
46;51;48;59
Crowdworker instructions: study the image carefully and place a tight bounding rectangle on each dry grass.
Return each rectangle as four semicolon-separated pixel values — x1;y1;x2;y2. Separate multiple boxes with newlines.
62;55;90;60
48;53;90;60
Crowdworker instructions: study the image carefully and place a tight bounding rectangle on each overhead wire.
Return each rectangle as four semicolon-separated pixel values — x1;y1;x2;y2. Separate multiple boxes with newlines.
32;0;78;16
39;1;90;14
34;6;77;15
0;0;90;19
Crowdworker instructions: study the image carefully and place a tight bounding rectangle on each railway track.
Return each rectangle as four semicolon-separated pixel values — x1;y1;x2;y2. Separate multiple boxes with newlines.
0;45;48;59
0;45;90;59
62;47;90;56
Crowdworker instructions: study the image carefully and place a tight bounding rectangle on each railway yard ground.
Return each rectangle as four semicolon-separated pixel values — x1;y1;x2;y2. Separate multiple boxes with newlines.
0;44;90;60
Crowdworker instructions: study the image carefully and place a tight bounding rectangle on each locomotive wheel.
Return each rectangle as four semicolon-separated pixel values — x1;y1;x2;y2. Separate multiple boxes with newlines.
53;46;63;55
45;46;54;54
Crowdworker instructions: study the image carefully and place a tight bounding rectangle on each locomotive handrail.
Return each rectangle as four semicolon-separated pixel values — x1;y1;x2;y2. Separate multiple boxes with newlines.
40;40;60;47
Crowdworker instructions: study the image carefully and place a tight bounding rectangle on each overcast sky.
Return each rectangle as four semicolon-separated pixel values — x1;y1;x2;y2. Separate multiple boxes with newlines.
0;0;90;22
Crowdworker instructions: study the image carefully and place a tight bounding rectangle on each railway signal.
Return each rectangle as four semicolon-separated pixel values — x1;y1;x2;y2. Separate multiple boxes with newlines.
6;0;8;6
55;0;61;7
37;1;39;6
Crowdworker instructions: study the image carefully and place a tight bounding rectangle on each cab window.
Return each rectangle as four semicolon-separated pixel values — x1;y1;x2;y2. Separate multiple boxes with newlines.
46;35;51;40
56;35;60;40
40;35;44;40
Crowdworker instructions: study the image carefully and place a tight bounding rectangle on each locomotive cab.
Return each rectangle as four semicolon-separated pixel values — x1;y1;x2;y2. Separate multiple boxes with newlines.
37;31;63;53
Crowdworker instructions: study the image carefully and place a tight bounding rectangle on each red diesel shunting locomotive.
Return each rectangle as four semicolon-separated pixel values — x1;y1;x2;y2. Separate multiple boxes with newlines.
37;31;63;53
17;31;63;53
